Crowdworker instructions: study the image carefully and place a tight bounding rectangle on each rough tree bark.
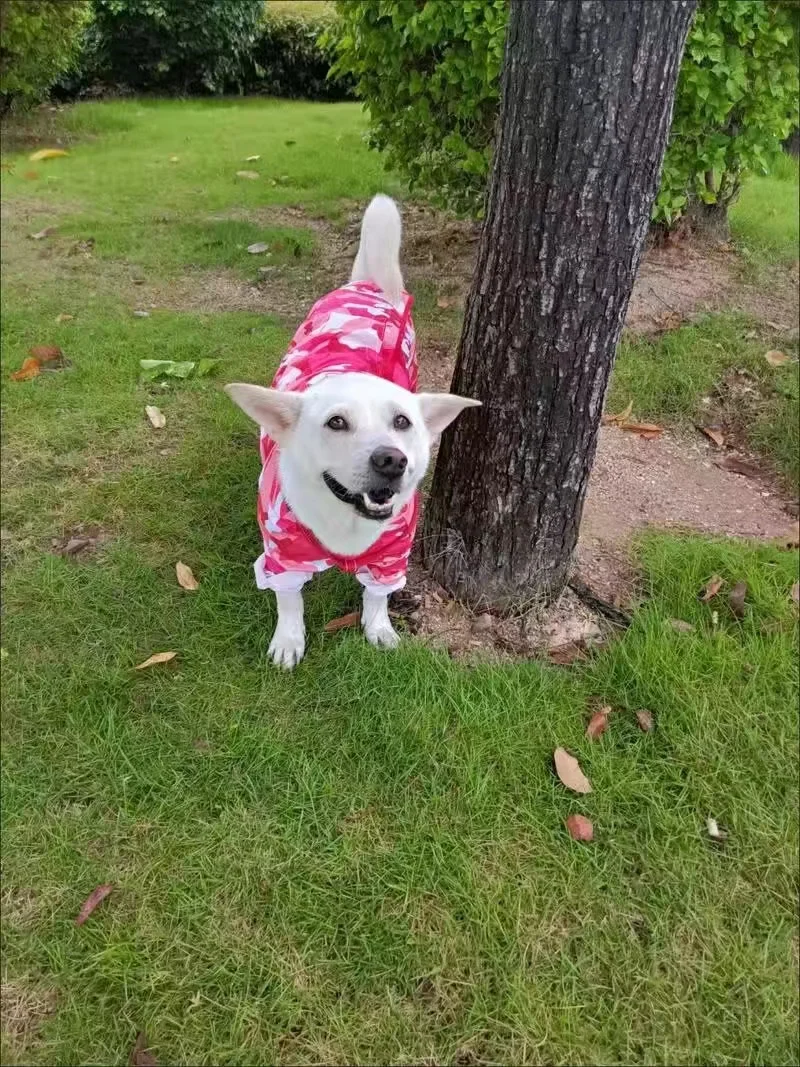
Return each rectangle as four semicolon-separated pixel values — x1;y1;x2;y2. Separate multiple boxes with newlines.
422;0;697;608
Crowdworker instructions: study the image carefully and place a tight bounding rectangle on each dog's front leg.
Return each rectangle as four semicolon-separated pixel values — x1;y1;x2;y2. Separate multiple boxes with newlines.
361;589;400;649
269;589;306;669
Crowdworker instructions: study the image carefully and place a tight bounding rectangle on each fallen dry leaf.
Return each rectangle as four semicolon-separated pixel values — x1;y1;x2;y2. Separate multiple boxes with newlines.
547;641;588;665
10;357;41;381
654;310;682;332
699;575;724;602
706;817;728;842
554;747;592;794
145;405;166;429
60;536;92;556
23;170;39;180
244;154;261;162
764;349;789;367
55;313;74;323
29;226;56;240
585;706;611;740
75;883;113;925
29;148;68;161
602;399;634;426
29;344;62;363
635;709;654;733
436;296;452;309
728;581;747;619
169;155;179;163
175;561;199;591
324;611;360;633
697;425;725;448
669;618;694;634
791;582;799;604
236;170;259;180
565;814;594;841
135;651;177;670
247;242;270;254
717;455;762;479
129;1030;158;1067
619;421;664;438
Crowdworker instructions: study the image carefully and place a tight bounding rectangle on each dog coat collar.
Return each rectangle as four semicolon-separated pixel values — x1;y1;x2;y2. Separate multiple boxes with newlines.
254;282;419;595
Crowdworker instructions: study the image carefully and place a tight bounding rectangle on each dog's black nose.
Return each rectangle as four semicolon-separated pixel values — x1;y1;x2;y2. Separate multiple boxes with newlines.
370;446;408;479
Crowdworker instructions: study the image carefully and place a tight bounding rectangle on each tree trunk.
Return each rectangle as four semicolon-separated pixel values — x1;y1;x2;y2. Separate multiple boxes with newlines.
422;0;696;608
687;198;731;242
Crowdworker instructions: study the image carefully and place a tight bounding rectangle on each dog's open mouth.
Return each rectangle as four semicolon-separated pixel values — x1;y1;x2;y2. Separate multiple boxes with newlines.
323;472;396;521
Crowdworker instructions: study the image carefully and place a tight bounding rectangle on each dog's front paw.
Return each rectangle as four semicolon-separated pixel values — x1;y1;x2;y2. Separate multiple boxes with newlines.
269;628;306;670
364;620;401;650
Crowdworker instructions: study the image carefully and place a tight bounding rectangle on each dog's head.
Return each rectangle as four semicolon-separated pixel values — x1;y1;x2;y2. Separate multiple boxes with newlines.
225;372;480;522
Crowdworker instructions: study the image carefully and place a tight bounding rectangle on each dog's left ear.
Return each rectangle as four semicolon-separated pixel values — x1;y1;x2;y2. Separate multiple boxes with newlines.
224;383;303;443
417;394;481;436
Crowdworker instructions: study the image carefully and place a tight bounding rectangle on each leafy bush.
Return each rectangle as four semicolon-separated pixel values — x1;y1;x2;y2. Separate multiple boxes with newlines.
247;5;354;101
0;0;91;109
654;0;800;229
329;0;506;215
331;0;799;226
87;0;263;95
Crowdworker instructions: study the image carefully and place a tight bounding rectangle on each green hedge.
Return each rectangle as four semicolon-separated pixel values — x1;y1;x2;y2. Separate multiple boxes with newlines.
85;0;262;95
54;1;352;101
244;8;354;100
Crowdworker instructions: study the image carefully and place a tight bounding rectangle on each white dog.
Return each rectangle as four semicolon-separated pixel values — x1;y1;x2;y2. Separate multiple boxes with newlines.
225;195;479;668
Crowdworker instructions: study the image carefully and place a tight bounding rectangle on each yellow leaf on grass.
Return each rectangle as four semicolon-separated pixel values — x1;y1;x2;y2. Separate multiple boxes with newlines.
10;357;41;381
236;170;259;180
135;651;177;670
697;425;725;448
176;561;199;591
764;350;789;367
29;148;69;161
324;611;360;633
619;420;664;438
554;747;592;794
699;574;724;602
601;400;634;425
145;405;166;429
244;155;261;162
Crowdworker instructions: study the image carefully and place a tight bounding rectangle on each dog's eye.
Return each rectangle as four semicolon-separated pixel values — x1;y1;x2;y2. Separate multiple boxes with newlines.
326;415;349;432
393;414;411;431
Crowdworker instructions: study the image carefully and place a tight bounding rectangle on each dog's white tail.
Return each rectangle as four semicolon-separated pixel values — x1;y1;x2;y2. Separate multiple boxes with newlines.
350;194;404;305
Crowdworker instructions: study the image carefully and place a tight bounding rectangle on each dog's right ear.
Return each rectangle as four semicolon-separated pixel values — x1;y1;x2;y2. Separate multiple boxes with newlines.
224;383;303;443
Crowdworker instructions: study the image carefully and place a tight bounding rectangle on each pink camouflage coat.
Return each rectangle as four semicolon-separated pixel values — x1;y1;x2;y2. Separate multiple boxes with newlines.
254;281;419;595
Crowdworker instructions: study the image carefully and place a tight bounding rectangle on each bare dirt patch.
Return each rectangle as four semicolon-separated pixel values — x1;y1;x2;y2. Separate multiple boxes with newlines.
577;426;798;605
626;240;799;335
171;201;798;342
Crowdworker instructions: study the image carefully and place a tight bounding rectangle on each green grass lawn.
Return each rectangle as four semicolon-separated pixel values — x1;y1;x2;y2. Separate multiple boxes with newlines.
731;152;800;266
2;100;798;1066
